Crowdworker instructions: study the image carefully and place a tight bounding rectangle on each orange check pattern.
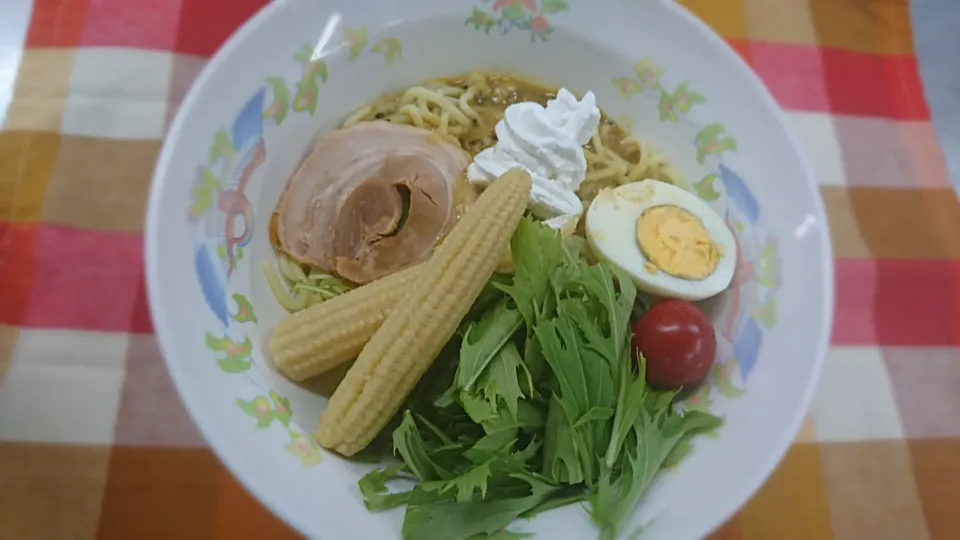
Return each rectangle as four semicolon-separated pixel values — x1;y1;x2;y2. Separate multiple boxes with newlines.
1;0;959;539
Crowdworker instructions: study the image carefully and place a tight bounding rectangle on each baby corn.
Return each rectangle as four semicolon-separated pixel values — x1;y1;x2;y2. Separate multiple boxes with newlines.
316;169;533;456
268;264;421;381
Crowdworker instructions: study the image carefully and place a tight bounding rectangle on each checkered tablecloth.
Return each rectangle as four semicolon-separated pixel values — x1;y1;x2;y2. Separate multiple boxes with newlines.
1;0;959;538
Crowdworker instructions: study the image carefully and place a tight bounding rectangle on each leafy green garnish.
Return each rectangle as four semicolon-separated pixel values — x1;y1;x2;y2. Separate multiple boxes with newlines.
519;484;588;519
401;473;559;540
394;412;453;482
456;301;523;392
477;341;529;419
474;531;534;540
358;218;723;540
397;186;412;231
359;464;449;511
495;219;564;327
590;401;723;540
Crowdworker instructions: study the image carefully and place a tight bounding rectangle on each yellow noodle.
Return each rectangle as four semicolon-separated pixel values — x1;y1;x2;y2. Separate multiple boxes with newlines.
262;260;312;313
400;87;472;125
439;111;450;136
623;137;683;185
584;152;601;165
459;87;481;121
434;86;462;97
591;129;609;157
437;131;463;148
398;103;427;128
343;105;374;127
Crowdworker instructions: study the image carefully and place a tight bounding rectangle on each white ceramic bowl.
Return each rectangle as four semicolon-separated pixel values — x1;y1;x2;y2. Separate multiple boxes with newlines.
146;1;833;538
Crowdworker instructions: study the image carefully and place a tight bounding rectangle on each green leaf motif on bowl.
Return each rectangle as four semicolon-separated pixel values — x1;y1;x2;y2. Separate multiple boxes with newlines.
633;57;663;88
672;81;705;114
466;7;496;33
286;429;323;468
343;25;369;61
188;167;221;221
231;293;258;324
237;396;277;428
540;0;568;14
263;76;290;125
693;173;721;202
236;391;294;429
659;90;679;123
613;59;705;125
753;295;778;330
757;238;782;289
372;37;403;66
205;332;253;373
713;360;746;399
685;384;713;413
208;128;235;165
292;43;329;114
694;123;738;164
270;390;294;427
611;77;643;100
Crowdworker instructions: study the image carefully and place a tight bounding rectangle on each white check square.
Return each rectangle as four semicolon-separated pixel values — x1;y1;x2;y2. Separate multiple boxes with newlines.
785;111;847;186
61;47;173;140
0;329;128;445
812;347;905;442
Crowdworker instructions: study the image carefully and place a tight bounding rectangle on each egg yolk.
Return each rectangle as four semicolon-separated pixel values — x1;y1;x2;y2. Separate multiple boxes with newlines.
635;205;720;280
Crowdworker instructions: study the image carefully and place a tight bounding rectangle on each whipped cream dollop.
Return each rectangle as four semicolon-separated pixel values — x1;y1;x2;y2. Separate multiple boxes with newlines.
466;88;601;232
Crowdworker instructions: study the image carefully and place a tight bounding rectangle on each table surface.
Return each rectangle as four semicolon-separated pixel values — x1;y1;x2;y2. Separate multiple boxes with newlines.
1;1;959;539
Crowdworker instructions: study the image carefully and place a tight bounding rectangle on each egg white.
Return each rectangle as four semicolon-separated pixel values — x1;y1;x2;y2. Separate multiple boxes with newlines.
584;179;736;301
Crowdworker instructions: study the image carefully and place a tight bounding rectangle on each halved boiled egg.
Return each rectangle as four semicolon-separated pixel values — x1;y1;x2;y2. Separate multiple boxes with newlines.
585;179;736;301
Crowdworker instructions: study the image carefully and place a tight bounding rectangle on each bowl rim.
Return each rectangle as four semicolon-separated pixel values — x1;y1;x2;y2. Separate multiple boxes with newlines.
145;1;835;538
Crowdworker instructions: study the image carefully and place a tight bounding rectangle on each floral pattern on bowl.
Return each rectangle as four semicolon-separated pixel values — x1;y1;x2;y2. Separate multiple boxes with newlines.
467;0;570;41
186;33;404;467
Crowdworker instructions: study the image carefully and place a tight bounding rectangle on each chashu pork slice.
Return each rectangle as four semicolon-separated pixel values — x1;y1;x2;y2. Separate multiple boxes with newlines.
275;121;471;284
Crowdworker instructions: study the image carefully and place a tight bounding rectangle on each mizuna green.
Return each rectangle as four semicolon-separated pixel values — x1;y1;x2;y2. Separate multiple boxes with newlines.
358;219;723;540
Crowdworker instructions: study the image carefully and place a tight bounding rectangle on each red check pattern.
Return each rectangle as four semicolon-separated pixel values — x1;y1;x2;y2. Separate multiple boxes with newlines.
1;0;959;538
